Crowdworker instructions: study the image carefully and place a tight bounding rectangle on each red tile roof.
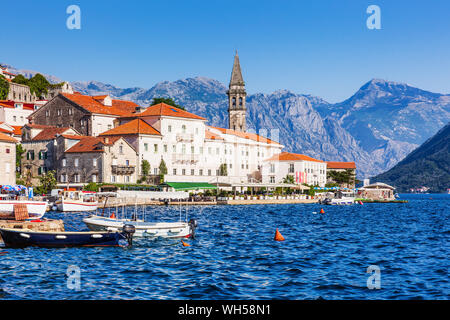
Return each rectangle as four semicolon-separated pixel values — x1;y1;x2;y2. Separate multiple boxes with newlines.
32;127;72;141
209;126;282;146
99;119;161;136
132;103;206;120
61;93;138;116
65;136;122;153
0;132;17;143
25;123;54;129
204;129;224;140
326;161;356;169
0;100;36;111
265;152;324;163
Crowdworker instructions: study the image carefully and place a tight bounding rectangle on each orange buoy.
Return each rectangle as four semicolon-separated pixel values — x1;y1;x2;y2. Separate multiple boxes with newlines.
274;228;285;241
181;240;190;247
320;208;325;214
359;200;363;205
110;212;116;219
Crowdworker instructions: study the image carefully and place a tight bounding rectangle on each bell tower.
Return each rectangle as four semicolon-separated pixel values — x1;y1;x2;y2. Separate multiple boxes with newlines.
227;51;247;132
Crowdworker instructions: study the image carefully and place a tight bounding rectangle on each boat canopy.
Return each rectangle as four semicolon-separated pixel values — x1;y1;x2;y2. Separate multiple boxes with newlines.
161;182;217;191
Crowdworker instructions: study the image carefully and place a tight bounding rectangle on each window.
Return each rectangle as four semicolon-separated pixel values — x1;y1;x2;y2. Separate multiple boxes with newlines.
62;158;66;167
154;144;158;153
68;108;73;115
270;163;275;173
208;169;211;176
199;169;203;176
74;174;80;183
172;145;176;153
216;169;219;176
154;168;158;175
60;174;66;182
182;125;186;133
191;146;194;154
92;174;97;183
93;158;97;166
144;143;148;152
191;169;194;175
232;97;236;106
173;168;177;175
125;176;130;183
239;97;243;106
74;158;79;167
108;124;112;130
119;145;123;154
289;163;294;173
57;109;61;116
270;176;275;183
164;145;167;153
13;116;16;122
111;175;116;183
6;148;10;154
45;110;50;117
208;147;212;155
182;169;186;175
126;160;129;166
168;125;172;132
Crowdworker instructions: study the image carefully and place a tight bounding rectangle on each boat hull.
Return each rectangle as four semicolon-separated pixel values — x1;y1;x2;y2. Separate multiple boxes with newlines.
56;200;98;212
0;228;125;248
83;215;192;239
0;200;47;219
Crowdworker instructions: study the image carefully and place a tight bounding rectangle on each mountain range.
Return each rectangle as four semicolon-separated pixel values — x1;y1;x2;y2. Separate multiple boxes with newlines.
372;122;450;192
4;63;450;179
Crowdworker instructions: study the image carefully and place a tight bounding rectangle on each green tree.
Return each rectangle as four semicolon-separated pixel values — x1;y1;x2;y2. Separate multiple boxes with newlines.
11;74;29;85
28;73;50;99
84;182;99;192
16;144;25;171
141;159;150;177
159;158;168;183
219;163;228;176
36;170;57;195
150;97;185;110
0;74;9;100
282;174;295;184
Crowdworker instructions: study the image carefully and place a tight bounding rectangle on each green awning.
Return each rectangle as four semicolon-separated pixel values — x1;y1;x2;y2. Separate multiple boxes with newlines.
162;182;217;191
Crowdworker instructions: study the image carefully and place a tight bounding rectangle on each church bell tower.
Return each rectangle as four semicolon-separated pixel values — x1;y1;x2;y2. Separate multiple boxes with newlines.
227;51;247;132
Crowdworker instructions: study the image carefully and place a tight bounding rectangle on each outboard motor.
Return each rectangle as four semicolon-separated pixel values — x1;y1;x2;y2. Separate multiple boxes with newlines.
188;219;198;239
122;224;136;246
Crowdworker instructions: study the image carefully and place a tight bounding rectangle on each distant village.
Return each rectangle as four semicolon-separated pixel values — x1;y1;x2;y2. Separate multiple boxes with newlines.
0;54;358;195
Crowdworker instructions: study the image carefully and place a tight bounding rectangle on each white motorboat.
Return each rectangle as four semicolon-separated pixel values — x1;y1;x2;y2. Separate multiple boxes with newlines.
55;190;98;212
322;191;356;205
0;195;47;219
83;215;197;239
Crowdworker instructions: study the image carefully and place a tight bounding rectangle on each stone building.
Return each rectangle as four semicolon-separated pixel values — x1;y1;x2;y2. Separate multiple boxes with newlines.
326;161;357;188
27;93;139;136
20;124;80;185
0;132;17;185
7;82;36;103
45;82;74;100
57;136;138;185
227;51;247;132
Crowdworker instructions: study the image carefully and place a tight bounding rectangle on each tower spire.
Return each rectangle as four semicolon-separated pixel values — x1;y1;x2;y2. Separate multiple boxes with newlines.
227;51;247;132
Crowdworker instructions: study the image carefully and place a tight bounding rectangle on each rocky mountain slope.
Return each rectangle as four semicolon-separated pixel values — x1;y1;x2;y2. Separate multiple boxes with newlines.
372;122;450;192
5;62;450;178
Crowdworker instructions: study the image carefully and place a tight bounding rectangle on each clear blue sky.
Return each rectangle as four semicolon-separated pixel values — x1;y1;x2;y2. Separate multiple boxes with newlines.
3;0;450;102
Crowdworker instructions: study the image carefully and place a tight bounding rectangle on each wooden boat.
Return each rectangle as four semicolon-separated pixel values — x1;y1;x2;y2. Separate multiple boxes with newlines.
55;190;98;212
83;215;197;239
0;225;135;248
0;195;47;219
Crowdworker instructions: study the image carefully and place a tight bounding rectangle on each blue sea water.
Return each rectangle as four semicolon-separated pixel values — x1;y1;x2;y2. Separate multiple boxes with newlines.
0;193;448;300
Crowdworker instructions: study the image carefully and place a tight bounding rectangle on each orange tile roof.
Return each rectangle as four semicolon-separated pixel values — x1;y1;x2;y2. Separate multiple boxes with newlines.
326;161;356;169
209;126;282;146
204;129;224;140
32;127;72;141
0;127;11;134
131;103;206;120
265;152;324;163
0;131;17;143
11;126;22;136
60;134;83;140
61;93;138;116
65;136;105;153
26;123;54;129
65;136;123;153
99;119;161;136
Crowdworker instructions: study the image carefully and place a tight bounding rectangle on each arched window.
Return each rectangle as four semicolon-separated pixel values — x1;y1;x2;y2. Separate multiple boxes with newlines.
239;97;243;106
232;97;236;106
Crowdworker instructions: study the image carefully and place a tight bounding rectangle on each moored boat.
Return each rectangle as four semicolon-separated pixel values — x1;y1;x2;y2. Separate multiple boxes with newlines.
0;225;135;248
55;190;98;212
0;195;47;219
83;214;197;239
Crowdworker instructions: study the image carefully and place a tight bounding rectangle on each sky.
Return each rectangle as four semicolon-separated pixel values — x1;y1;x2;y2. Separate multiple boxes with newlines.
2;0;450;102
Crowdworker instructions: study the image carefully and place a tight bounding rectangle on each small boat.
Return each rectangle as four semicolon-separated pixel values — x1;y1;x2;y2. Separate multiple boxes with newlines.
0;194;47;219
322;191;356;205
55;190;98;212
83;215;197;239
0;225;135;248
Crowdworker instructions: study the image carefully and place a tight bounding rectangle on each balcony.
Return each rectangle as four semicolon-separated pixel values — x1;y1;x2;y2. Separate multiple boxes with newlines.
171;153;199;164
111;165;135;175
176;134;194;142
